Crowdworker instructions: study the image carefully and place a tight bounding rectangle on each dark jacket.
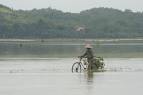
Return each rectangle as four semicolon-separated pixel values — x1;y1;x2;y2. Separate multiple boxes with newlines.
81;48;94;59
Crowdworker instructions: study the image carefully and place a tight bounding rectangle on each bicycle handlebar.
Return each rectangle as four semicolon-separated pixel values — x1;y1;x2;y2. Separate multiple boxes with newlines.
77;56;103;60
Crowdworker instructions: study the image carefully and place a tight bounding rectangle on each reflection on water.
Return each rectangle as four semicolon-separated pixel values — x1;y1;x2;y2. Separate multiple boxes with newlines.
0;58;143;95
86;72;94;83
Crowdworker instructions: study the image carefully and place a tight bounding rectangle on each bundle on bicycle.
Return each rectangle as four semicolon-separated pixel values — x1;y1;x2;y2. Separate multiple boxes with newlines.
72;56;104;72
72;44;105;73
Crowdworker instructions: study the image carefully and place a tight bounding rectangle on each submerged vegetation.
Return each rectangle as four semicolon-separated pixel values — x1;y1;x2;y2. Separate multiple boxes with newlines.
0;4;143;39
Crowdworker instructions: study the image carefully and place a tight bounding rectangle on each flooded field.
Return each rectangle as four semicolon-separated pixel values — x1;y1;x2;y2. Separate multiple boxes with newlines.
0;39;143;95
0;58;143;95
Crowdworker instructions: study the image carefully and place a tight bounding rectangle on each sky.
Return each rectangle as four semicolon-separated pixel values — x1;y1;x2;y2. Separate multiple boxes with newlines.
0;0;143;13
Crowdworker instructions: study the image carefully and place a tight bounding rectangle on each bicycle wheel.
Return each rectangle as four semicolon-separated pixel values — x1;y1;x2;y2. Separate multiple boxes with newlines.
72;62;81;73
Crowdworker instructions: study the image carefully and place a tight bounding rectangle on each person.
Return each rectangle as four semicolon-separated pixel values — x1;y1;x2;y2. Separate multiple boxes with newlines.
80;44;94;70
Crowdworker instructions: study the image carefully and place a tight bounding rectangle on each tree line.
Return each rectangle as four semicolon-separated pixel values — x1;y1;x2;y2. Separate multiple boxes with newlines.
0;4;143;39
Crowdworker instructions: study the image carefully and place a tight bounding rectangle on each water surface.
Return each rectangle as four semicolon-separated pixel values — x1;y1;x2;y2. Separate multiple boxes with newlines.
0;39;143;58
0;58;143;95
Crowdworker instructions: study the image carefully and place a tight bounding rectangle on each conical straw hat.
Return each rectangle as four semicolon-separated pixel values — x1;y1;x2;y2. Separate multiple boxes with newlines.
85;44;92;48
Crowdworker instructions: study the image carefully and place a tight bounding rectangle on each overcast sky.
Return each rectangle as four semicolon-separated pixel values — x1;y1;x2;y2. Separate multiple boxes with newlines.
0;0;142;13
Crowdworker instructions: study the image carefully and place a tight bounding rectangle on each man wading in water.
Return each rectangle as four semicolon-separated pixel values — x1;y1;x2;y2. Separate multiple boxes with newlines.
79;44;94;70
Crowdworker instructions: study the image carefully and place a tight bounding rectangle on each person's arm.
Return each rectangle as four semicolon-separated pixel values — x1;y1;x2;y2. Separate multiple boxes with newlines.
81;51;87;58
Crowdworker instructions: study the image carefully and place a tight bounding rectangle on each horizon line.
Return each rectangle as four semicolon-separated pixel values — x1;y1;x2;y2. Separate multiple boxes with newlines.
0;3;142;13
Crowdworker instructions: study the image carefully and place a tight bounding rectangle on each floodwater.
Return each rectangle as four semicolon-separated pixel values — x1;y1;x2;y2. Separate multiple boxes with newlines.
0;39;143;58
0;58;143;95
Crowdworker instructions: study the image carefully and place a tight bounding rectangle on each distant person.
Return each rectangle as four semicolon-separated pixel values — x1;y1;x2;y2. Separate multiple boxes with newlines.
80;44;94;70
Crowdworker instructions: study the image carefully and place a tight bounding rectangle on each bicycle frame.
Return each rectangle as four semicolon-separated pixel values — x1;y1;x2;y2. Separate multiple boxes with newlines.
72;57;88;72
79;57;88;69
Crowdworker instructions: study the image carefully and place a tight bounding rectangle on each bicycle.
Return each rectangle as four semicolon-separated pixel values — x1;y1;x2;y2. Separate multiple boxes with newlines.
72;56;105;73
71;57;88;73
